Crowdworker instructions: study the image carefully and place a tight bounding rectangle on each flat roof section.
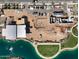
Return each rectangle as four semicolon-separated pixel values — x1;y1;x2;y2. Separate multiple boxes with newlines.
17;25;26;38
2;25;16;40
2;25;26;40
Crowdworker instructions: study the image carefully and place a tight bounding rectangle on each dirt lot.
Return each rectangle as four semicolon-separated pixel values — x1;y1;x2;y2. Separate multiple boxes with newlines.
4;9;76;42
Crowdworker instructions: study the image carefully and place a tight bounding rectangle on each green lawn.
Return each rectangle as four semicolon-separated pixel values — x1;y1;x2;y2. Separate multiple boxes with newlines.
72;26;78;36
61;34;78;49
37;45;59;57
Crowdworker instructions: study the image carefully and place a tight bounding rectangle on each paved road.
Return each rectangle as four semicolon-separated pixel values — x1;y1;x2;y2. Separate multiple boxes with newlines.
0;0;78;3
0;0;32;2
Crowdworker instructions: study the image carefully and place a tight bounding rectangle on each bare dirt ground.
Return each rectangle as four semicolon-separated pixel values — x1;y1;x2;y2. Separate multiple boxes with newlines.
4;9;76;42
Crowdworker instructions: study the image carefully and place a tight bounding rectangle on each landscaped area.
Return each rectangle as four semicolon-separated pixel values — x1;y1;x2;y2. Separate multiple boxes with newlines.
37;45;59;57
61;33;78;49
72;25;78;36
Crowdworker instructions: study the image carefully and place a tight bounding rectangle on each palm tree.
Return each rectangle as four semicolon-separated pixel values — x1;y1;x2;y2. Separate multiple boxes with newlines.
4;3;7;9
7;3;10;9
33;0;38;2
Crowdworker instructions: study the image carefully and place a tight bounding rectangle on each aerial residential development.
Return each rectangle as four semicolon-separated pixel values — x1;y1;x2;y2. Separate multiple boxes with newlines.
0;0;78;59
